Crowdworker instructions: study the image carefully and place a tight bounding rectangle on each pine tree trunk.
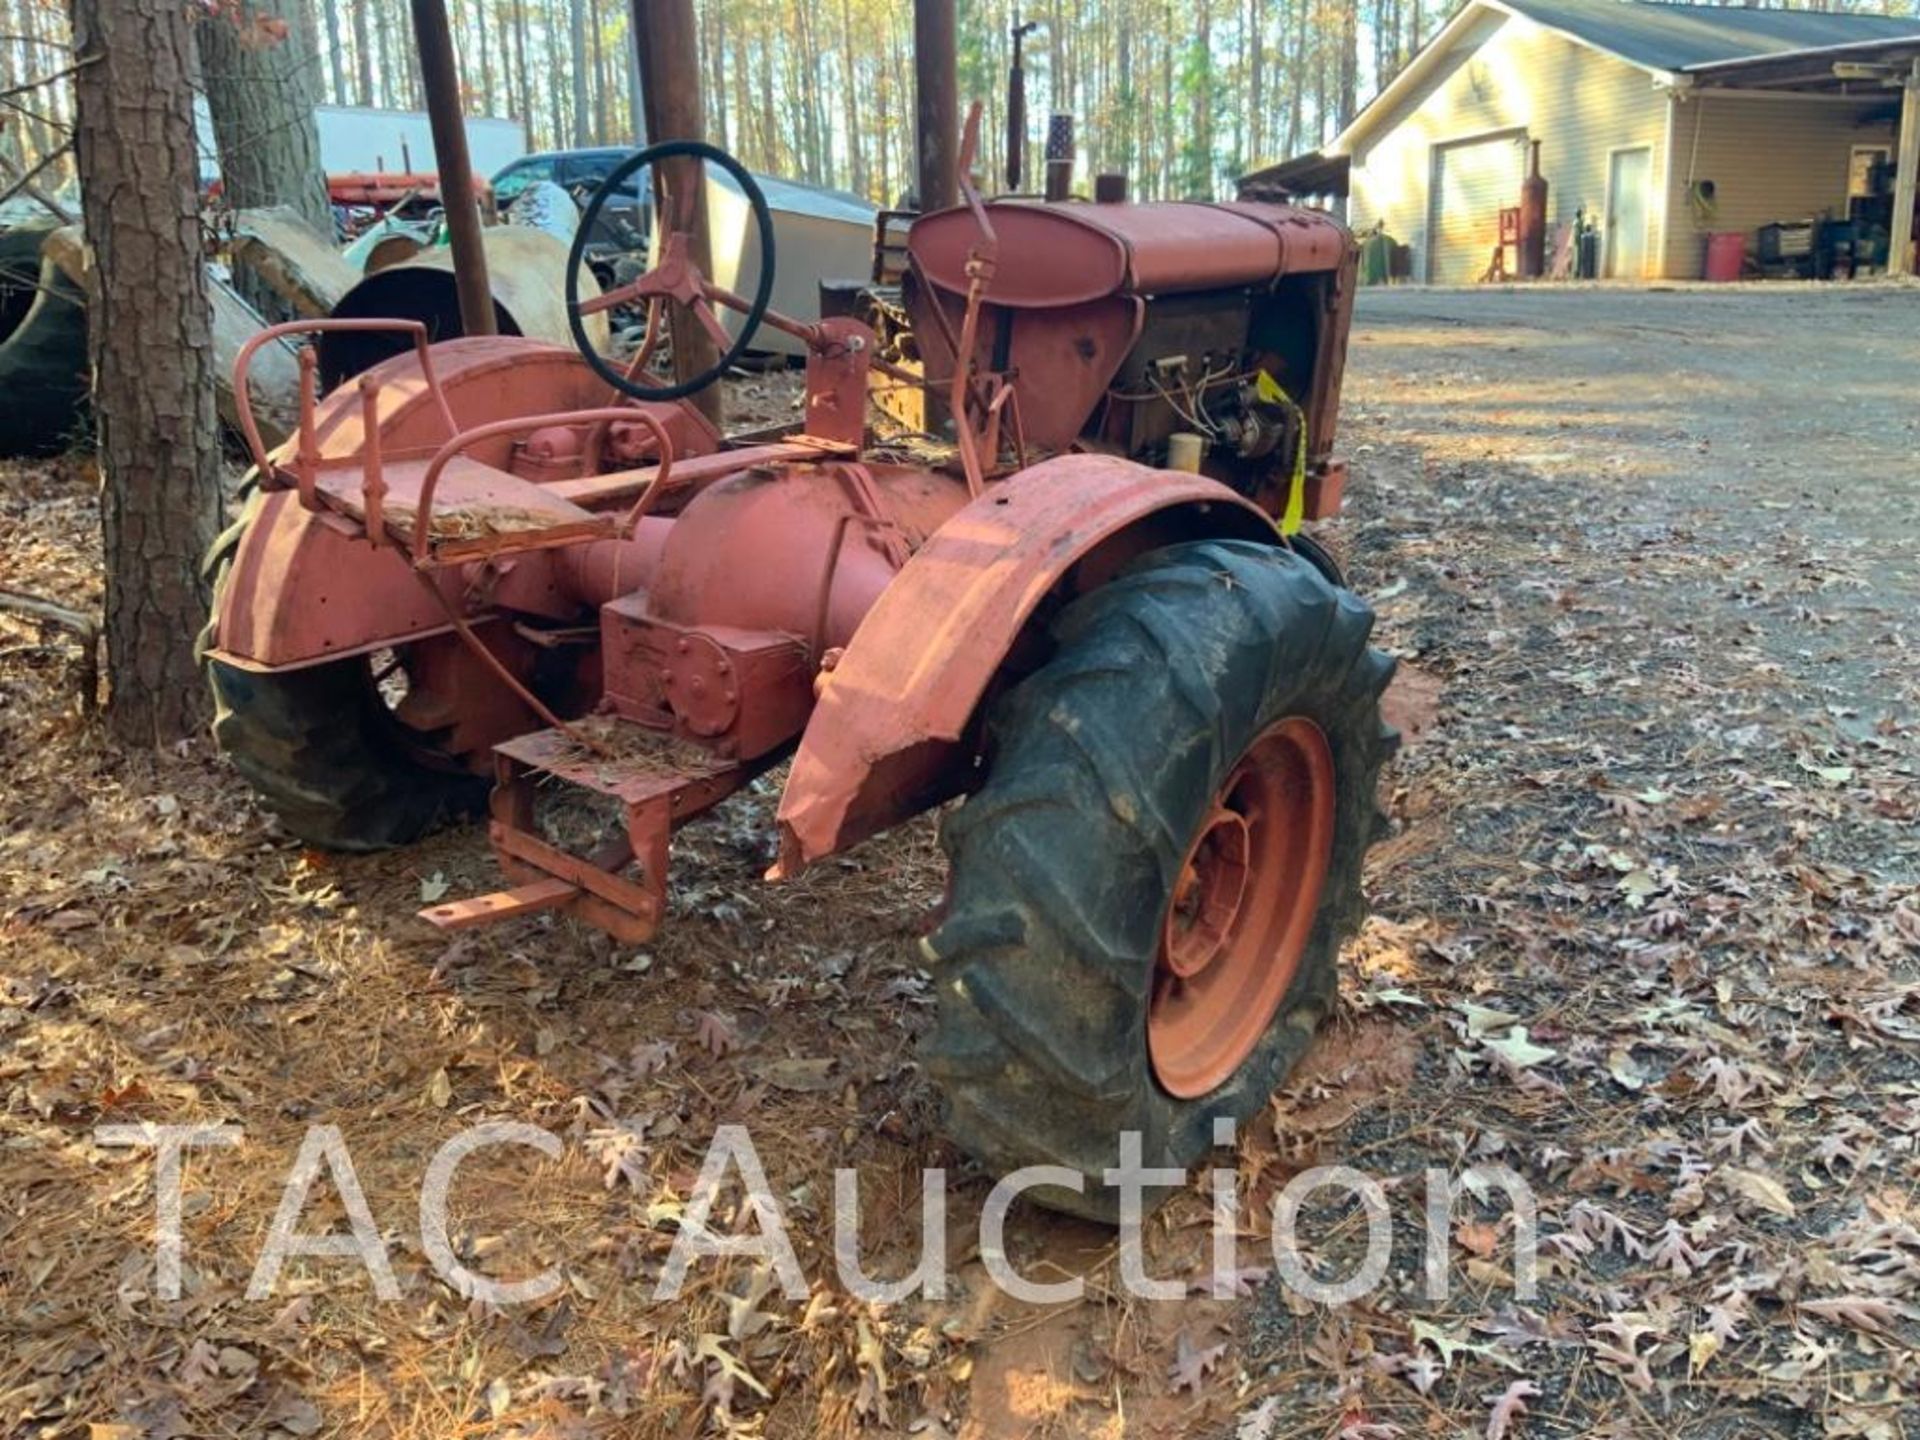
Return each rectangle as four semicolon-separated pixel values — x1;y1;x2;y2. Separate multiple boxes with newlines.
198;0;331;234
624;8;643;141
1159;8;1173;196
544;0;564;146
374;0;393;107
477;0;494;113
513;1;532;143
321;0;346;103
839;0;864;196
569;0;589;144
590;0;607;142
70;0;221;745
701;0;727;152
1286;0;1306;155
1339;0;1358;129
730;7;752;162
757;31;776;173
352;0;374;103
1248;0;1264;163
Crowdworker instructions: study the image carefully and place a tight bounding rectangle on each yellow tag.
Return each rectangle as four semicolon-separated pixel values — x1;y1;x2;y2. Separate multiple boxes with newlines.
1256;370;1309;536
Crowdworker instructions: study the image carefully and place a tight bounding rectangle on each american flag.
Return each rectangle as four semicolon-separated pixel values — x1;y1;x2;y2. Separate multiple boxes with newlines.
1045;112;1075;164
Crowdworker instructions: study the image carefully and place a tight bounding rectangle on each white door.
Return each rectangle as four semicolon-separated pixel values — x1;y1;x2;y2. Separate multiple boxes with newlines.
1427;132;1527;284
1605;147;1652;280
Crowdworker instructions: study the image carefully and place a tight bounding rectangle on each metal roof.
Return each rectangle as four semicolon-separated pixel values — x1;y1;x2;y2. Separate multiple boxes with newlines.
1294;0;1920;165
1498;0;1920;74
1237;151;1352;201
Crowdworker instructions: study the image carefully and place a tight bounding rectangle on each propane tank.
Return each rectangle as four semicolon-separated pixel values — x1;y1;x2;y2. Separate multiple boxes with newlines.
1518;140;1548;279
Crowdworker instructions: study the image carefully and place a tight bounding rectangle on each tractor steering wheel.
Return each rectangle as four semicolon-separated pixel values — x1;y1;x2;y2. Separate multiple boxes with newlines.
565;139;776;402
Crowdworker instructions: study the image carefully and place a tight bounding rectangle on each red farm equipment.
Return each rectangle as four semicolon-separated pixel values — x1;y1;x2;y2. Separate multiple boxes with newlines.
202;130;1395;1217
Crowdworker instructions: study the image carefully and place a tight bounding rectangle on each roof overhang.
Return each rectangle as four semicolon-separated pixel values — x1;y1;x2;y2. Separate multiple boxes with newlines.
1682;36;1920;91
1237;150;1352;200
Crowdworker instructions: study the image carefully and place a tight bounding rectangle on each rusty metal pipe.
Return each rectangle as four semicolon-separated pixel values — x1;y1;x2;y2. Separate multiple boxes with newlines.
409;0;495;337
1006;19;1040;191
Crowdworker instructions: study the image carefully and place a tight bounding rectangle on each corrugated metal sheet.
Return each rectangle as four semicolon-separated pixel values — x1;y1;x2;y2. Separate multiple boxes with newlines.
1661;94;1896;278
1349;12;1669;279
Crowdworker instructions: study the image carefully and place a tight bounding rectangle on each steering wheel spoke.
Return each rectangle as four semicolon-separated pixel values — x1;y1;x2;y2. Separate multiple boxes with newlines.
687;295;735;352
575;274;656;317
562;140;777;403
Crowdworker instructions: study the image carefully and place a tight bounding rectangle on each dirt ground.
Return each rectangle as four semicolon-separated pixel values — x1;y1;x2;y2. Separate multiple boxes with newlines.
1;285;1917;1440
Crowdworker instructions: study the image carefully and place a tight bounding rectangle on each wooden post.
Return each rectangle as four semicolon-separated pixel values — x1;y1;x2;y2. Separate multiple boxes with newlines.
914;0;958;210
410;0;496;335
1891;59;1920;279
631;0;722;424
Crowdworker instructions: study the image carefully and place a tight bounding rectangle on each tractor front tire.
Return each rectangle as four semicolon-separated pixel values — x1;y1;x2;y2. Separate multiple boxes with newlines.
201;487;487;851
922;539;1396;1221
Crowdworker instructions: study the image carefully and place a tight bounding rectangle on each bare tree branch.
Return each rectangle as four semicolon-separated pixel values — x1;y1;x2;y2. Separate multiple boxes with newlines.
0;142;72;210
0;55;98;104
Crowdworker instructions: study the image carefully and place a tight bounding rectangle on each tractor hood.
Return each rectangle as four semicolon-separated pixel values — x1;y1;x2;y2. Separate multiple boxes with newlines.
907;199;1352;308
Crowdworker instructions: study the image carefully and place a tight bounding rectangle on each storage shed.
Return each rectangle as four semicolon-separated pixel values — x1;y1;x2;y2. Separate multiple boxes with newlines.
1240;0;1920;281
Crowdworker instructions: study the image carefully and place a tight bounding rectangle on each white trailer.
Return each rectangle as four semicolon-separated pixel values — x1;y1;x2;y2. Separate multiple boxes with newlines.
314;106;527;177
194;102;527;182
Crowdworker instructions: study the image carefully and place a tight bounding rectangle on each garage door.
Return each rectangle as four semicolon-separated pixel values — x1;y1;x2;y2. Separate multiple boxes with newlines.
1428;132;1526;284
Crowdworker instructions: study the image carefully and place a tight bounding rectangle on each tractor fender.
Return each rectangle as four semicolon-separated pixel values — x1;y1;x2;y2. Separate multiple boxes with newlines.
209;488;480;670
774;452;1279;871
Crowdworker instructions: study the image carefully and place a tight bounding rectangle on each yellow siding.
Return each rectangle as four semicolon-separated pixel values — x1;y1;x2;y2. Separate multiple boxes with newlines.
1662;94;1896;278
1348;11;1670;278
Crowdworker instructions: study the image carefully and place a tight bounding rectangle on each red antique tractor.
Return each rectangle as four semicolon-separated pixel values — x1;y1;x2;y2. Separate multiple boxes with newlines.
202;131;1395;1217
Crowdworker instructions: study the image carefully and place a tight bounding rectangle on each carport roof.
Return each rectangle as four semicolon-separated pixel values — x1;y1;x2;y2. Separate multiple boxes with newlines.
1500;0;1920;74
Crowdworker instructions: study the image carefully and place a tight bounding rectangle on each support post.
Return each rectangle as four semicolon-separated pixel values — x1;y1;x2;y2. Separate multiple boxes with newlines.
631;0;722;424
915;0;958;211
410;0;495;335
1891;59;1919;279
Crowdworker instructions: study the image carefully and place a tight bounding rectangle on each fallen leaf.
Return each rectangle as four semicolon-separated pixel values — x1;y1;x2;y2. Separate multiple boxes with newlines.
1484;1379;1540;1440
697;1332;771;1399
1719;1166;1797;1218
745;1056;837;1093
1799;1295;1919;1336
692;1011;739;1058
1483;1027;1557;1069
631;1040;677;1075
1688;1330;1721;1374
1169;1329;1227;1393
1456;1221;1501;1259
1606;1045;1650;1091
1456;1001;1521;1037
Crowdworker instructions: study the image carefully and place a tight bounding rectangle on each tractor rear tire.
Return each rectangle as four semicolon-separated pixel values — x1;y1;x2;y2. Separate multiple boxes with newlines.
200;486;488;851
922;539;1396;1221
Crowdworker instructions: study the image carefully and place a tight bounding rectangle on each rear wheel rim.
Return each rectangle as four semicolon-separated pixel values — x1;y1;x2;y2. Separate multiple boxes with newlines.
1149;716;1336;1099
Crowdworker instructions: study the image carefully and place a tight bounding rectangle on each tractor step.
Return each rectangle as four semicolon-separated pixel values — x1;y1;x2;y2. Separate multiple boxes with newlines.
422;877;579;931
491;721;738;803
416;719;744;942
